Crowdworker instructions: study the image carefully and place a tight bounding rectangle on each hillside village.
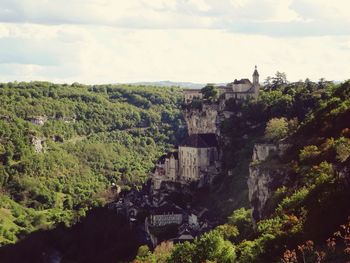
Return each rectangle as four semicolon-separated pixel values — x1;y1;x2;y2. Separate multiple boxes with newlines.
111;66;265;247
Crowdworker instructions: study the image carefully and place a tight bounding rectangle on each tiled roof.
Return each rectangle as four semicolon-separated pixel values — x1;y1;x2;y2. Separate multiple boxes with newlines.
179;133;218;148
152;203;183;214
232;78;252;85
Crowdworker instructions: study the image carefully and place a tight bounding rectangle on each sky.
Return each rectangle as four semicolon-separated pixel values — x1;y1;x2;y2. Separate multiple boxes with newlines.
0;0;349;84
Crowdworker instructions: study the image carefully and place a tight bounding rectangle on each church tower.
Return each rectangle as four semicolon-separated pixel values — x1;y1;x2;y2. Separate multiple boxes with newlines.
252;65;260;98
252;65;259;85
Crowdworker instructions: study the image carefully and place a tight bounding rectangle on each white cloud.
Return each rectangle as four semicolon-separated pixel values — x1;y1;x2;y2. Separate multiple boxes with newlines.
0;23;349;84
0;1;349;83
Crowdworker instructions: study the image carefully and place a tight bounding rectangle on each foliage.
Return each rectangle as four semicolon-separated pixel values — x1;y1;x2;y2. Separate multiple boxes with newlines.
201;84;219;102
265;117;289;142
282;216;350;263
227;208;254;240
0;81;185;244
335;137;350;162
167;230;236;263
299;146;321;163
143;79;350;263
264;72;288;90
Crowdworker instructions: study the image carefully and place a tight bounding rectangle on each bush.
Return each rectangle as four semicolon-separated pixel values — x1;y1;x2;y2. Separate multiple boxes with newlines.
299;145;321;163
265;118;289;142
335;137;350;162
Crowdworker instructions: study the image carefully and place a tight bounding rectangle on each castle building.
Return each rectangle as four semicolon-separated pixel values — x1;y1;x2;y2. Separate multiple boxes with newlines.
183;66;260;104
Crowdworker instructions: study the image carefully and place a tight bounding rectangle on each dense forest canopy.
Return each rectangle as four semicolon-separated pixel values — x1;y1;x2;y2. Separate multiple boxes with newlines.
0;82;185;245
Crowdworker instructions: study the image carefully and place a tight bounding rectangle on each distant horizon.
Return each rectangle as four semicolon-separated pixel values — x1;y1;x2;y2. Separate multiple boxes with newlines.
0;76;345;87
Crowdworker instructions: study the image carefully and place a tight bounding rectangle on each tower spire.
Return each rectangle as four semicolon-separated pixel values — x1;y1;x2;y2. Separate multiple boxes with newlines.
253;65;259;85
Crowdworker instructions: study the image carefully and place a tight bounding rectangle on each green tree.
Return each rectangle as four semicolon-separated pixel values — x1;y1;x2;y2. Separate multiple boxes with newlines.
201;84;219;102
167;241;194;263
265;117;289;142
193;230;236;263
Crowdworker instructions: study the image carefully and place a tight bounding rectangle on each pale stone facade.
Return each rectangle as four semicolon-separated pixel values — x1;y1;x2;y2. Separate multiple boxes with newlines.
178;133;219;182
150;213;183;227
149;204;184;226
152;134;219;189
153;152;179;189
184;89;203;103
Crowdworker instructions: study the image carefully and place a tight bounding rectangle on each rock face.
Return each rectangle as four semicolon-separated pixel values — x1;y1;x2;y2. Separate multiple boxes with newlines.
248;143;290;220
184;104;219;135
29;116;47;126
31;137;45;153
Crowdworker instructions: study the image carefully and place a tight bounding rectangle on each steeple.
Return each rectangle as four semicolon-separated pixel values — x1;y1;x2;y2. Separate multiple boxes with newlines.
252;65;259;85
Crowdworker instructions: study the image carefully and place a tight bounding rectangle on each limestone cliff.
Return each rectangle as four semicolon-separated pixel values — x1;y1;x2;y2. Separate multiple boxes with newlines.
183;104;219;135
248;143;290;220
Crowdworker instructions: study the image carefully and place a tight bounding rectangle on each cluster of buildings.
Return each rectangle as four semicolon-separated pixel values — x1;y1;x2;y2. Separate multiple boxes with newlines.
184;66;260;104
110;67;261;247
152;66;260;190
110;187;216;247
152;133;221;190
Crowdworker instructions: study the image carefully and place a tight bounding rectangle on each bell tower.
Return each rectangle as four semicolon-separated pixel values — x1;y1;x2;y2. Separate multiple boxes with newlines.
252;65;259;85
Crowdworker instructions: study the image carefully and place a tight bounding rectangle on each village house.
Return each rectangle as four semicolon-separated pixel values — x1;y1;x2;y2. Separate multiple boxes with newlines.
184;89;203;103
149;204;184;227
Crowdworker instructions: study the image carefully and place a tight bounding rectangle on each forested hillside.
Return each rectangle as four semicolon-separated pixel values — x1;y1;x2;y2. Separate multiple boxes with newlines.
0;82;185;245
134;79;350;263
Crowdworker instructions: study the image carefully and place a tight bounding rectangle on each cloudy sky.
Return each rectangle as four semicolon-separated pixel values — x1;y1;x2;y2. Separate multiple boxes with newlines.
0;0;349;84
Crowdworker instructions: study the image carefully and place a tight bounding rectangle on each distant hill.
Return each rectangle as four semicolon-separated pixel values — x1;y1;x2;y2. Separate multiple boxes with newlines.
127;81;205;89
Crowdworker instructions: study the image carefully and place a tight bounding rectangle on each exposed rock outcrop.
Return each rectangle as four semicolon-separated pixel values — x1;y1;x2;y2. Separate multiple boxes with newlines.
251;143;289;163
184;104;219;135
28;116;47;126
31;136;45;153
248;143;290;220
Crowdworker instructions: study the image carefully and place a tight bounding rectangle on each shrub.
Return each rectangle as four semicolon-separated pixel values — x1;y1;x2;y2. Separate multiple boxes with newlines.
335;137;350;162
265;118;289;142
299;145;321;163
276;187;310;213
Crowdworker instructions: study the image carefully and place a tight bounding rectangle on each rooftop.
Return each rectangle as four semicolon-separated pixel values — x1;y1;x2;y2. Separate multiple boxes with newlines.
158;152;179;164
179;133;218;148
232;78;252;85
151;203;183;215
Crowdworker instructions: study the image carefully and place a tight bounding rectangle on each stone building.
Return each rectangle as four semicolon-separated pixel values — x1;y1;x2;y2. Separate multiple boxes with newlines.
153;152;179;189
183;66;260;104
178;133;219;182
149;204;183;227
152;134;220;189
184;89;203;103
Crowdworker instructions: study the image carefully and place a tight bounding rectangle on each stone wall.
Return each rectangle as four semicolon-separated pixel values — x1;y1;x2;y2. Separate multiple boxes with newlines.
178;146;218;183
